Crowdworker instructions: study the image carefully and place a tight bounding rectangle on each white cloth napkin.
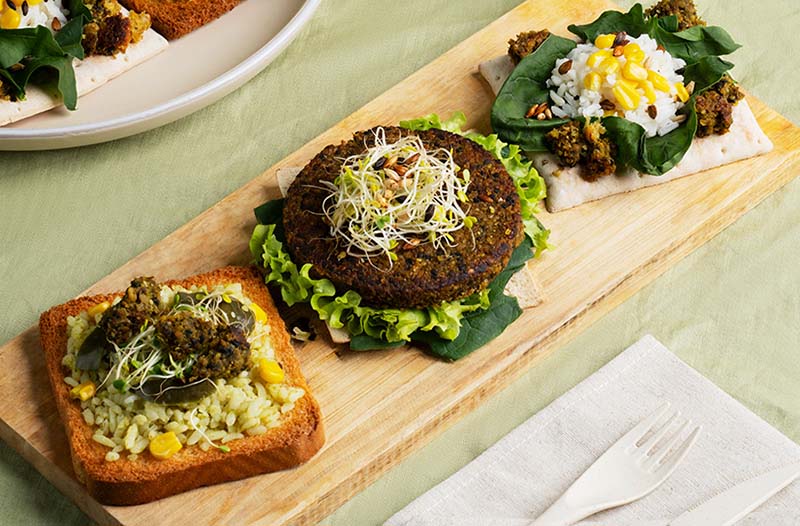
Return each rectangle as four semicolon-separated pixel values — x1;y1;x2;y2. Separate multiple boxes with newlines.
386;335;800;526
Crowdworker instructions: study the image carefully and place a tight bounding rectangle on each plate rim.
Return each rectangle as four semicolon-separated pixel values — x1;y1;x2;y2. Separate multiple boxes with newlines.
0;0;322;141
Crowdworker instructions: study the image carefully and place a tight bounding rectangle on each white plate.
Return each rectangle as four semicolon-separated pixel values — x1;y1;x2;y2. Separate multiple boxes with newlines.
0;0;320;151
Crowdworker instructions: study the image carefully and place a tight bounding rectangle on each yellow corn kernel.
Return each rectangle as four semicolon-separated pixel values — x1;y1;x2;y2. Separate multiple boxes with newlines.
87;301;111;318
594;33;616;49
0;8;21;29
249;303;267;324
623;43;646;63
617;78;638;91
259;358;285;384
584;71;603;92
613;82;641;111
622;61;648;82
70;381;96;402
641;80;657;104
647;70;670;92
674;82;690;102
587;49;612;68
149;432;182;460
597;57;620;75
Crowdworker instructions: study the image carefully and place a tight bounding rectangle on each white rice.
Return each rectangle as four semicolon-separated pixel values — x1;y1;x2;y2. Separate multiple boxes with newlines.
18;0;68;30
547;34;686;137
62;283;305;461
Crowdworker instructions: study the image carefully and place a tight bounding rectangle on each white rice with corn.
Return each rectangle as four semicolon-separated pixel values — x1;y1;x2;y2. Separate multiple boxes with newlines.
0;0;68;30
62;283;305;462
547;33;689;137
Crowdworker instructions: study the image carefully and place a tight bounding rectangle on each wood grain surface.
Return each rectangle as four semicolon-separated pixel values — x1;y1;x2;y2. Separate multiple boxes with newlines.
2;0;800;524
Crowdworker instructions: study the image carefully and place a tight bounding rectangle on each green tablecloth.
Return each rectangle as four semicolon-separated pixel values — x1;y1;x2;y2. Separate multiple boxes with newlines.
1;1;798;524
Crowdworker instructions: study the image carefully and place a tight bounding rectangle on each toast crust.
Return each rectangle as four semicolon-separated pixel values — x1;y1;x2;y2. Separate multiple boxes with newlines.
119;0;241;40
39;266;324;506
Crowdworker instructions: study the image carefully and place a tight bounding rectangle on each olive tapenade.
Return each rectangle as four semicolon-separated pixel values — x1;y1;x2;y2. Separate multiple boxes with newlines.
508;30;551;64
83;277;257;405
99;276;161;347
695;74;744;137
645;0;706;30
81;0;150;57
545;120;617;181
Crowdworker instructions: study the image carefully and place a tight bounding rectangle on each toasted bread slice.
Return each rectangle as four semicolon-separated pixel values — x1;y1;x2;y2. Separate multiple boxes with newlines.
118;0;241;40
39;266;324;506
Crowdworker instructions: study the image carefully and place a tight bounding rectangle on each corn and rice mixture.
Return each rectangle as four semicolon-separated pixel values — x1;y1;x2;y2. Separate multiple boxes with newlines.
547;33;689;137
0;0;68;31
62;283;305;462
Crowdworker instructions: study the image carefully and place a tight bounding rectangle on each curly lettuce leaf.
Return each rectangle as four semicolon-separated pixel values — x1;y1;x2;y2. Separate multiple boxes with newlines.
492;3;741;176
465;132;550;255
399;111;468;133
400;112;550;255
249;223;491;346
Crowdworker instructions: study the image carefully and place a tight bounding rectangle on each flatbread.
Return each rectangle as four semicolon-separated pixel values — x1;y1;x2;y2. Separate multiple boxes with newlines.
479;54;774;212
0;12;168;127
276;163;543;349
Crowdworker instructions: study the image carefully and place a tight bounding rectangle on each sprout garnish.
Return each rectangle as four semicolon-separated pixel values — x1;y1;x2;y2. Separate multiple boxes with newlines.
188;407;230;453
319;128;474;267
92;287;252;397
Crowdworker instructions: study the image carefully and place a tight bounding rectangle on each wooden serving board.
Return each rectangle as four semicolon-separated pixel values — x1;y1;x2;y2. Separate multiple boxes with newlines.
2;0;800;524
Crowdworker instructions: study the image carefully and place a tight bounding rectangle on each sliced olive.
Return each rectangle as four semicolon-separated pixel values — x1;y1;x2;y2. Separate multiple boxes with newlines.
174;291;200;306
219;299;254;332
135;378;215;405
76;327;109;371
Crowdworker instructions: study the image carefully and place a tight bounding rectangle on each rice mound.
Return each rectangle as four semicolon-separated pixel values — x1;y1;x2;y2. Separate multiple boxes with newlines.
547;34;686;138
20;0;68;30
62;283;305;462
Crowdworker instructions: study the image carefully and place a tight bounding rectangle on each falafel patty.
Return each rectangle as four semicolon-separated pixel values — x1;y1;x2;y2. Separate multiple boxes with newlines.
283;127;524;309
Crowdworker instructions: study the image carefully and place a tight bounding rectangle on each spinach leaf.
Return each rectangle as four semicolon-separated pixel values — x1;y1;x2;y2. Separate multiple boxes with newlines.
0;27;63;68
490;34;576;152
0;2;90;109
653;25;740;63
0;68;21;93
10;53;79;109
64;0;93;23
568;3;650;41
603;116;645;168
682;56;734;93
639;102;697;174
413;238;534;361
254;198;285;227
603;102;697;175
55;17;88;60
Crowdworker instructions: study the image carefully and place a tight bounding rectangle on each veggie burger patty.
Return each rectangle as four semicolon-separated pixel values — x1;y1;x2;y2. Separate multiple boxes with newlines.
283;127;524;309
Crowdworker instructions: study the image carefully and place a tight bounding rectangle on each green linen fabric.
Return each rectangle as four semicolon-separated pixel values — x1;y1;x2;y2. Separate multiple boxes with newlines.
0;1;797;524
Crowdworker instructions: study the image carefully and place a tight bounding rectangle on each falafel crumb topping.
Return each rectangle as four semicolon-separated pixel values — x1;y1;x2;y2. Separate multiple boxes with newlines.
319;128;475;267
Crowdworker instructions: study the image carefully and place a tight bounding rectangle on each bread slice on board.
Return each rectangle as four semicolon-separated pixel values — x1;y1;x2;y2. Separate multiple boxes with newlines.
38;266;324;506
119;0;241;39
